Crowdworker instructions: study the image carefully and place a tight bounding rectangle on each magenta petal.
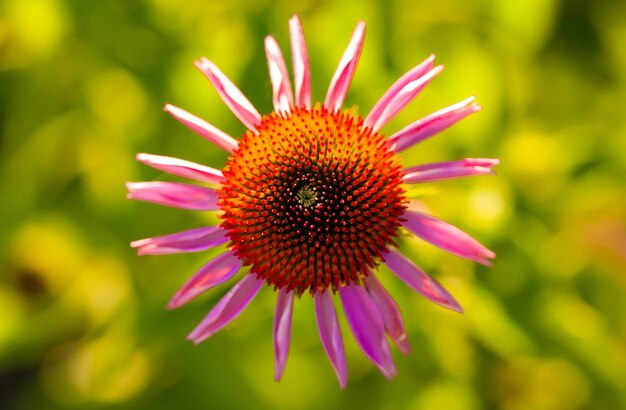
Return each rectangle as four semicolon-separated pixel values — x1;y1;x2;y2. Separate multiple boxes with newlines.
164;104;238;153
387;96;481;152
168;251;242;309
324;21;366;112
384;248;463;313
403;158;499;183
289;15;311;108
265;36;294;116
364;57;441;132
315;291;347;388
131;225;228;256
187;275;264;344
339;284;397;379
363;272;411;355
136;153;224;184
194;58;262;132
403;210;495;265
273;289;294;382
126;181;218;210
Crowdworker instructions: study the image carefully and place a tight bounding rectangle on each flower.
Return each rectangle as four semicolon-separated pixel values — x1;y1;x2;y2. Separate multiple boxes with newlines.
127;15;497;388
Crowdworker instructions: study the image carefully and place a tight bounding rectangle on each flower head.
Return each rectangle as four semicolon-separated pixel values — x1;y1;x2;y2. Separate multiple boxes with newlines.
128;15;497;388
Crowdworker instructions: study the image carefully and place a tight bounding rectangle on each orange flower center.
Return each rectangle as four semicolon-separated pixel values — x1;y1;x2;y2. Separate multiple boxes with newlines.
218;105;406;295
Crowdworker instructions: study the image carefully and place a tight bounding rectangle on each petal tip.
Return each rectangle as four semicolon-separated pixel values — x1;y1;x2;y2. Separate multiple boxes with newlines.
186;329;205;344
166;299;181;310
187;335;201;345
378;361;398;380
274;370;285;383
399;343;411;356
339;379;347;389
431;297;464;314
193;57;210;69
478;258;494;267
289;14;300;21
264;35;275;47
394;333;411;355
480;250;497;265
445;297;465;313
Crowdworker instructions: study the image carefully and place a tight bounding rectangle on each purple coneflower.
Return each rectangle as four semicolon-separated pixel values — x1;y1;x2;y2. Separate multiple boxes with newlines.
128;15;496;387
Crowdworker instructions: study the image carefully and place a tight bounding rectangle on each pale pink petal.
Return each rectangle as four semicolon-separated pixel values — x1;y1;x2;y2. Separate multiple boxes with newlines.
168;250;242;309
187;275;264;344
289;15;311;108
368;66;442;132
324;22;366;112
131;225;228;256
164;104;238;153
273;289;294;382
387;96;481;152
315;291;347;388
363;271;411;355
384;248;463;313
402;210;495;265
136;153;224;184
403;158;499;183
194;58;262;132
364;56;441;132
339;283;397;379
126;181;218;210
265;36;293;116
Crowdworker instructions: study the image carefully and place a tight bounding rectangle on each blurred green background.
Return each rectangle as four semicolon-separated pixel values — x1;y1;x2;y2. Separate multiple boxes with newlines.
1;0;626;409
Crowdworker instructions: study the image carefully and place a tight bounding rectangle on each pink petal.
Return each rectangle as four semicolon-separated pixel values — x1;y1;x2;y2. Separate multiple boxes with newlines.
273;289;294;382
168;250;242;309
289;15;311;108
265;36;294;116
403;158;499;183
324;21;366;112
164;104;238;153
315;291;347;389
383;248;463;313
136;153;224;184
126;181;218;210
339;284;397;379
194;58;262;132
363;272;411;355
402;210;495;265
387;96;481;152
364;56;441;132
130;225;228;256
187;274;264;344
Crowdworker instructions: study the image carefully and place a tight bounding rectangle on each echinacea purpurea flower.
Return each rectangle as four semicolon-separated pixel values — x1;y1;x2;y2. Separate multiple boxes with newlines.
128;15;497;387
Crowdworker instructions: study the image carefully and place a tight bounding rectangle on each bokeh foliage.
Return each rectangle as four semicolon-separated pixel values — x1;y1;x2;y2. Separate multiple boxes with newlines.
1;0;626;409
